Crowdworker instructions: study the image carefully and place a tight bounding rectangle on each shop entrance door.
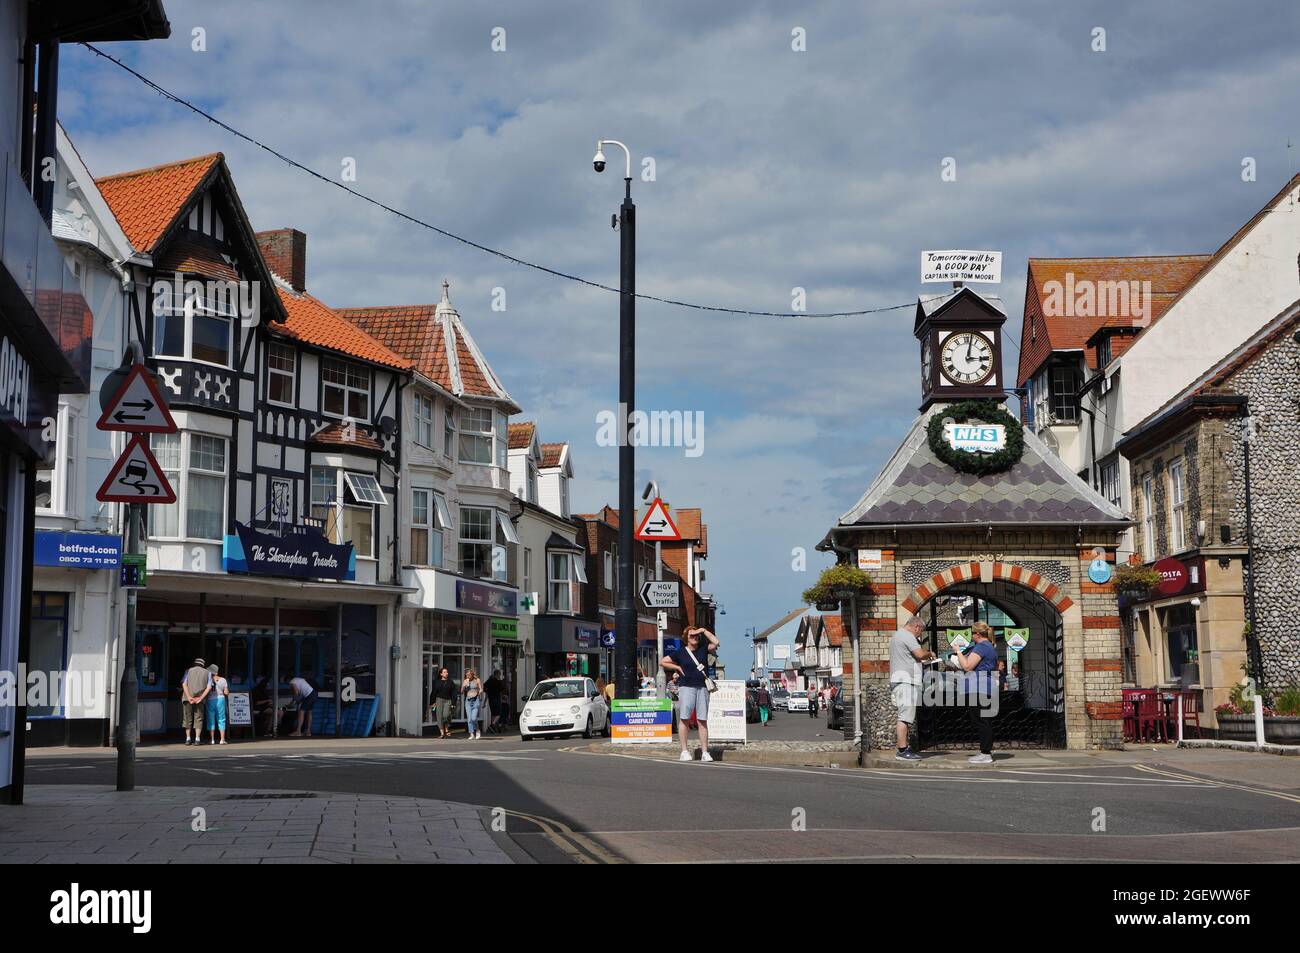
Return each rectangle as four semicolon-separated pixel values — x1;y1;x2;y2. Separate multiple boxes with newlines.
492;642;519;726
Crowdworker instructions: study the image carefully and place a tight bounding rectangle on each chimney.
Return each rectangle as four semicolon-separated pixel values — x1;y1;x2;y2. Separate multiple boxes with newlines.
255;228;307;292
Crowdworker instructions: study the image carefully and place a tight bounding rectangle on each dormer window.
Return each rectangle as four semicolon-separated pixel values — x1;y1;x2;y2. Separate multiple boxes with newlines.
154;281;235;367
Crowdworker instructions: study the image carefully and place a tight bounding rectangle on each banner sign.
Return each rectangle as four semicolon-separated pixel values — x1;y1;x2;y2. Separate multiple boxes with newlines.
921;249;1003;284
456;579;518;616
33;531;121;569
610;698;673;743
223;522;355;582
575;625;598;648
708;680;748;743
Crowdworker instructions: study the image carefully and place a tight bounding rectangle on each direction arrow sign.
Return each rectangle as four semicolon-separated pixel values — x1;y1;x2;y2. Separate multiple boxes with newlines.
96;434;176;504
639;580;679;609
96;363;177;434
634;498;681;541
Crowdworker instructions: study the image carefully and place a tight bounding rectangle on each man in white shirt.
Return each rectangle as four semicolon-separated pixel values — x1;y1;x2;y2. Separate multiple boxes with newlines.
890;615;933;761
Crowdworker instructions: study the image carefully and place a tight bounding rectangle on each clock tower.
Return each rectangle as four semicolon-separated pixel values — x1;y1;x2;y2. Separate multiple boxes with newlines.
915;286;1007;411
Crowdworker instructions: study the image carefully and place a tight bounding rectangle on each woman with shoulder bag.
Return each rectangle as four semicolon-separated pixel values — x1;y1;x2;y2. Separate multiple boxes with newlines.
661;627;720;763
462;668;484;740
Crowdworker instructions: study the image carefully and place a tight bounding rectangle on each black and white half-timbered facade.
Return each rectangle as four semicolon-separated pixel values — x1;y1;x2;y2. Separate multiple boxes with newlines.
97;157;407;738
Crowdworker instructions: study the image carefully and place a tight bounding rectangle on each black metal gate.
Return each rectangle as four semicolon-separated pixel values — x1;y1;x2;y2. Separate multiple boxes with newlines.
914;590;1067;750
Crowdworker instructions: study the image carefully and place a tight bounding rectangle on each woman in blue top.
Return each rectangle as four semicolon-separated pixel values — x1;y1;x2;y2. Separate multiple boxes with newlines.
661;627;719;763
949;622;999;764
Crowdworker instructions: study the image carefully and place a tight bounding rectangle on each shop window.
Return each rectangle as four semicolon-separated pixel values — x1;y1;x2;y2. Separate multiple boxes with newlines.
149;432;227;542
28;592;69;717
1162;604;1198;681
322;358;370;421
227;637;249;686
267;343;297;406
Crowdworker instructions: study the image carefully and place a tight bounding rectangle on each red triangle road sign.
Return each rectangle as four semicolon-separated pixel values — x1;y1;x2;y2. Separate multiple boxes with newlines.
635;498;681;541
96;434;176;504
96;363;177;433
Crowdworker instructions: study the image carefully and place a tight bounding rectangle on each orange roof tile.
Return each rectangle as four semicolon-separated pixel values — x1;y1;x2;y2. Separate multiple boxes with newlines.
539;442;566;468
1018;256;1209;385
272;285;412;371
339;282;515;407
95;153;222;253
153;236;240;282
508;421;536;449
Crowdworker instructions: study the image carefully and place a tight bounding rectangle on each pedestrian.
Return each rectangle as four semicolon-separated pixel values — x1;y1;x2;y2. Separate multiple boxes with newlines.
603;677;616;704
950;621;999;764
755;684;771;726
808;685;820;718
891;615;934;761
661;626;720;762
484;669;505;733
180;657;211;745
205;663;230;745
462;668;484;740
429;666;456;738
288;673;316;737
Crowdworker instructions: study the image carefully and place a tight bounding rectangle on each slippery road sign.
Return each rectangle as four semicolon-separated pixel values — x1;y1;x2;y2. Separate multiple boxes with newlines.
96;434;176;504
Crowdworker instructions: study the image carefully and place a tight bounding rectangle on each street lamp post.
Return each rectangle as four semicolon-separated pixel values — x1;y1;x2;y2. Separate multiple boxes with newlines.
594;139;638;700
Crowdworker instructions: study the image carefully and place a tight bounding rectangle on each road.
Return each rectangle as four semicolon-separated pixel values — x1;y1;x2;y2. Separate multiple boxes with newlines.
24;709;1300;864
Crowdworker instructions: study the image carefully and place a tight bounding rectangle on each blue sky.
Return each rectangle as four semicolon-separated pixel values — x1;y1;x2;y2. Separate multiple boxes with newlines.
60;0;1300;675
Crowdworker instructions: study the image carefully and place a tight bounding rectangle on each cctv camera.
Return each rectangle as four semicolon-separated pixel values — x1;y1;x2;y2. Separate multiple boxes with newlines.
592;148;607;173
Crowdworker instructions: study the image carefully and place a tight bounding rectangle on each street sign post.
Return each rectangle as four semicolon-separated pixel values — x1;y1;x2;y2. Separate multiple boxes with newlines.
639;580;680;609
97;354;177;793
634;497;681;541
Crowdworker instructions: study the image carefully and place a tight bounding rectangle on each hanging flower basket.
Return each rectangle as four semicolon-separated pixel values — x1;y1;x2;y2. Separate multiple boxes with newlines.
1114;564;1160;598
803;564;872;608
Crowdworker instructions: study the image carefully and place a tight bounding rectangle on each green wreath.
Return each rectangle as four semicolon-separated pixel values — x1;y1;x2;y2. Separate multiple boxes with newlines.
926;399;1024;475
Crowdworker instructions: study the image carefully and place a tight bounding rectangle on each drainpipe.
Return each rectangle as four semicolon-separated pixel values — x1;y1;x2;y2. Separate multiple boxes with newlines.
827;532;865;761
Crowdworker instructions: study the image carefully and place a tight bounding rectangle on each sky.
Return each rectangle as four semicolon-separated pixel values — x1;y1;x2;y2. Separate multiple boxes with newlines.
60;0;1300;677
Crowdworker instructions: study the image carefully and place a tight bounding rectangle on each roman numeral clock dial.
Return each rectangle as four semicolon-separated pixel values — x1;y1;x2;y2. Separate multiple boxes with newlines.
940;331;994;385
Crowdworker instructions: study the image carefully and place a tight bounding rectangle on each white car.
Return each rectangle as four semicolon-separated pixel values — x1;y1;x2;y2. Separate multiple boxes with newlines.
520;677;609;740
786;690;810;712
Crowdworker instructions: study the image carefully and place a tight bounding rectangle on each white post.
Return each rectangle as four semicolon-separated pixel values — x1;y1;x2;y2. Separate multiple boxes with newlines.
654;539;665;699
1253;693;1266;748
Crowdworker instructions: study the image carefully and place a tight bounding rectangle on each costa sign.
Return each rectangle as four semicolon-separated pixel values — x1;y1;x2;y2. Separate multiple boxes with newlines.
1153;557;1188;595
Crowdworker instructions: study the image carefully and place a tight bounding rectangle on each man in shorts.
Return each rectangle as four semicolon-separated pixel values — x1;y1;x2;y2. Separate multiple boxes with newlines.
891;616;933;761
662;627;720;762
180;657;211;745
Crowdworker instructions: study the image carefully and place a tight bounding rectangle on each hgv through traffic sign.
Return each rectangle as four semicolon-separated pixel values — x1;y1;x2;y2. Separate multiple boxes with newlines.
639;580;680;609
97;363;177;433
96;435;176;504
635;498;681;541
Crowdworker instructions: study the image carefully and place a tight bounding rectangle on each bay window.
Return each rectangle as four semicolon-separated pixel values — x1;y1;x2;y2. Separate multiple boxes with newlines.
414;393;435;448
411;487;448;568
148;432;227;541
457;407;508;467
311;467;385;557
459;506;494;577
549;552;575;613
154;283;234;367
322;358;370;420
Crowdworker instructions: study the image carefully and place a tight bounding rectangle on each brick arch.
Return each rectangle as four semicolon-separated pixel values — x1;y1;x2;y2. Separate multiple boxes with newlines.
899;561;1074;617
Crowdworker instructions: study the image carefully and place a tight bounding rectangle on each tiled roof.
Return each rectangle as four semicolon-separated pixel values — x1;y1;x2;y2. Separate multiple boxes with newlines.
309;421;383;453
508;422;536;450
820;615;846;647
539;442;567;469
1018;255;1209;385
271;282;412;371
753;608;809;641
837;403;1128;527
95;153;222;253
339;281;517;409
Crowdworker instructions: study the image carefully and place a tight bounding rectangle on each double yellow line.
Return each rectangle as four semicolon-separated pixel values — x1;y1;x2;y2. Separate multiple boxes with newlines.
498;808;623;865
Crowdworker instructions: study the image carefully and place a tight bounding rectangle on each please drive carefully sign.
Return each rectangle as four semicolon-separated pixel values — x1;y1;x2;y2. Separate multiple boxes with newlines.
610;698;673;743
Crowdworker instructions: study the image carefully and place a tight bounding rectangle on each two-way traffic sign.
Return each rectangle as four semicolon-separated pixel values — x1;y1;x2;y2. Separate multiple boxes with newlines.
96;363;177;433
635;498;681;541
639;580;680;609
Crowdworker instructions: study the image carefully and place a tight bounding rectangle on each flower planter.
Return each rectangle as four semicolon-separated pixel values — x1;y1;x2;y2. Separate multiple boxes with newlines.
1215;713;1256;742
1265;716;1300;745
814;600;839;612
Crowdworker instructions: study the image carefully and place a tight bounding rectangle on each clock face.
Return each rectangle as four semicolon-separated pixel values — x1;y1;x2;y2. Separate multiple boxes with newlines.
921;340;933;392
940;331;994;385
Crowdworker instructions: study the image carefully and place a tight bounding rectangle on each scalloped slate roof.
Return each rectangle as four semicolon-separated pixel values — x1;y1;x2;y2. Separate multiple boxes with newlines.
838;403;1128;527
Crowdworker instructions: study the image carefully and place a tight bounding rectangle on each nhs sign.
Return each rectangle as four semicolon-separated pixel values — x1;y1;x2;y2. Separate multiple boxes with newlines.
944;422;1006;454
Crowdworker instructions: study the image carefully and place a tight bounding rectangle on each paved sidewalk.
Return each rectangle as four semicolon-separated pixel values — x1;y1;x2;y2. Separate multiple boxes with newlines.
0;785;516;864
